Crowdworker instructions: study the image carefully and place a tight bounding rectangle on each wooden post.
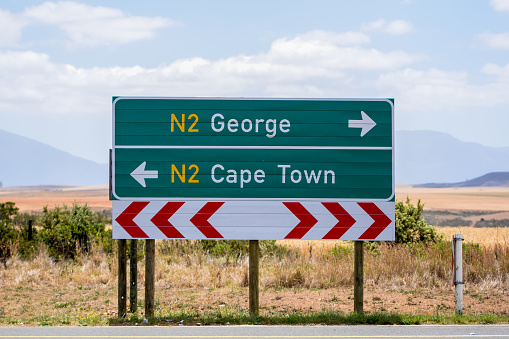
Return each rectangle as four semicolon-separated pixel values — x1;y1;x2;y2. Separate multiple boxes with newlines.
145;239;155;318
354;241;364;314
249;240;259;316
28;219;33;241
118;239;127;317
453;234;463;315
129;239;138;314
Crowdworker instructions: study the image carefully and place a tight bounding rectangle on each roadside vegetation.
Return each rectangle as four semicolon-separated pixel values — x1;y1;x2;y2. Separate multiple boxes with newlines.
0;200;508;326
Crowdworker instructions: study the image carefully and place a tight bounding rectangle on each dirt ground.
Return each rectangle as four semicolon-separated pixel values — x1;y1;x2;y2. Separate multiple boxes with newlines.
159;286;509;316
2;280;507;322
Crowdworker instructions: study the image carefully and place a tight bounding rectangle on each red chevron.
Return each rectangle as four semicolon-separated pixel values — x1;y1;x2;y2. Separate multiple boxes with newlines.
151;202;185;238
190;202;224;238
115;201;149;238
321;202;356;239
358;202;392;240
284;202;318;239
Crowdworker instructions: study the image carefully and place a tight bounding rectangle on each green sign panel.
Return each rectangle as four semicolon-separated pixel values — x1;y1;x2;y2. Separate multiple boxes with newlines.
112;97;394;201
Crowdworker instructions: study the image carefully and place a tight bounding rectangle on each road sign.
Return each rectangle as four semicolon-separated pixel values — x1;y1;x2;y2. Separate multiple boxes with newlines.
112;97;395;241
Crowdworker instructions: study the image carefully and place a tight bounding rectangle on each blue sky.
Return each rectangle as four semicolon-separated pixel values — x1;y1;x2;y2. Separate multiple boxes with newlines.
1;0;508;164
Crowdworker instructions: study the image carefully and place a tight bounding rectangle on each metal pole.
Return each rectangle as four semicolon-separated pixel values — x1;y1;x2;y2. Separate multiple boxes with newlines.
354;241;364;314
454;234;463;315
249;240;259;316
145;239;155;318
28;219;33;241
118;239;127;317
129;239;138;314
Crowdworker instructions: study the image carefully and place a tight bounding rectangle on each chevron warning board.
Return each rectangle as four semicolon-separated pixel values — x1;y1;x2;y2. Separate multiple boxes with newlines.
112;97;395;240
113;201;394;240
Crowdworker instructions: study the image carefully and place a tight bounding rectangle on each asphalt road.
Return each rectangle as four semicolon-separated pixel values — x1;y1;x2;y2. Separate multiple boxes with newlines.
0;325;508;339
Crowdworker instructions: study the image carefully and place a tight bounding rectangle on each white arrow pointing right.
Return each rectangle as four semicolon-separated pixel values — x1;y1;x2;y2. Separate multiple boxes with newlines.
131;161;158;187
348;111;376;137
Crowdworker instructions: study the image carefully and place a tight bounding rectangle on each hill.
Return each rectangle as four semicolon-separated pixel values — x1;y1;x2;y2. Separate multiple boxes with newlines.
414;172;509;188
396;130;509;185
0;129;108;187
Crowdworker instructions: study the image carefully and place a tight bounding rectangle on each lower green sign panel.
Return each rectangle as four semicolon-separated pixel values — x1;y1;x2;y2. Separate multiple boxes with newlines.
112;148;393;200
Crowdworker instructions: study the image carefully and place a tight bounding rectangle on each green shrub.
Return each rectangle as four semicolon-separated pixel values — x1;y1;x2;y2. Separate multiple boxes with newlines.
0;202;21;263
0;201;18;221
0;202;41;260
395;198;443;245
199;239;291;259
157;239;292;262
200;239;249;258
327;242;354;259
0;219;19;264
39;203;112;259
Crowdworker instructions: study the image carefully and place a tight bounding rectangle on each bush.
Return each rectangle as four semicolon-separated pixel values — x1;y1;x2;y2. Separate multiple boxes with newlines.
157;239;292;262
0;201;18;221
0;202;21;264
199;239;291;259
39;203;112;260
199;239;249;258
0;219;19;265
395;198;443;245
0;202;41;260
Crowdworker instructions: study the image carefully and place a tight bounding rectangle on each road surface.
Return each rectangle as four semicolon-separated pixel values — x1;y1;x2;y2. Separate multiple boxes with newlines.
0;324;508;338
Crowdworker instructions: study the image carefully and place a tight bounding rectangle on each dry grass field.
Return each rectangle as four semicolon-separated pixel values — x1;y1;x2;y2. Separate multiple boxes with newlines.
0;185;508;325
0;185;110;213
396;185;509;217
2;184;508;214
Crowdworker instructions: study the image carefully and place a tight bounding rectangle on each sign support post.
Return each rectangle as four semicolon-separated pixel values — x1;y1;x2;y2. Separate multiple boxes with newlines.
249;240;260;316
145;239;155;318
129;239;138;313
354;241;364;314
118;239;127;317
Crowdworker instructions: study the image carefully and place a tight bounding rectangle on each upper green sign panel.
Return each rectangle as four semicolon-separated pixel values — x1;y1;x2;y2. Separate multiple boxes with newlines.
113;97;393;148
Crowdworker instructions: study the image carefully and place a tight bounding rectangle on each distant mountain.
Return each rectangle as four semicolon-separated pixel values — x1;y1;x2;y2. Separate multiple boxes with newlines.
0;129;108;187
396;130;509;185
414;172;509;188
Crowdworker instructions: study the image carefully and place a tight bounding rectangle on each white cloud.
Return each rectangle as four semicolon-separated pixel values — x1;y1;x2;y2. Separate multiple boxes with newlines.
478;32;509;49
482;62;509;79
377;64;509;113
23;1;174;47
377;68;471;111
490;0;509;12
295;30;371;45
385;20;413;35
266;31;421;73
0;9;28;47
362;19;413;35
362;19;386;31
0;31;423;116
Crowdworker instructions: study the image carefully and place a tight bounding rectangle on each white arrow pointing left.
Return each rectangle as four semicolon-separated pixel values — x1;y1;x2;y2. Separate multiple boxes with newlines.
131;161;158;187
348;111;376;137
